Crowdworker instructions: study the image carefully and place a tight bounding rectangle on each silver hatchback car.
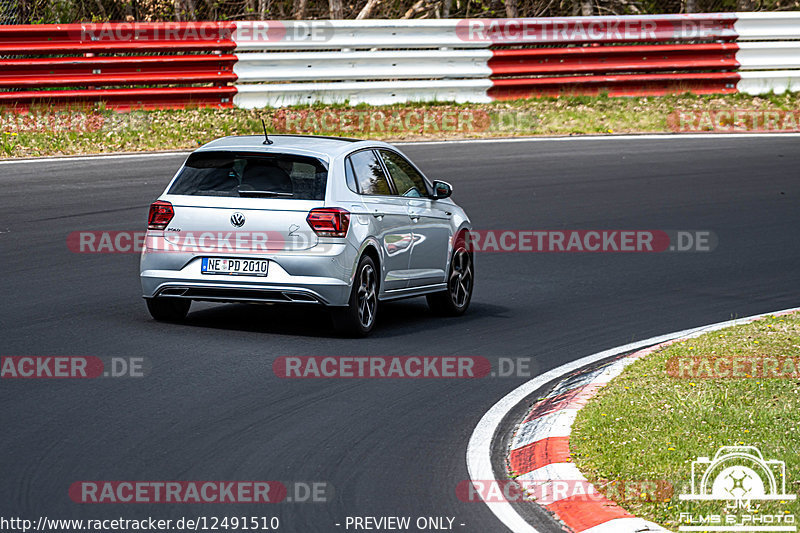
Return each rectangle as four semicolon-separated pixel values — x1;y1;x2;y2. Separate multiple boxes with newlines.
140;135;473;336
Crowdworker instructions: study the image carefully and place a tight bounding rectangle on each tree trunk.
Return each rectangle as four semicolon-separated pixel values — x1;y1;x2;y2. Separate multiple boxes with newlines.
329;0;343;19
356;0;381;19
505;0;518;17
736;0;753;10
292;0;308;19
184;0;197;20
94;0;108;19
441;0;452;17
123;0;134;21
580;0;592;16
244;0;255;19
258;0;267;18
685;0;698;12
202;0;216;19
403;0;426;18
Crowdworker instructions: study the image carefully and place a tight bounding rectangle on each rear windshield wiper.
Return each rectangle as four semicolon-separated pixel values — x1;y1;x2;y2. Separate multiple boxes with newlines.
237;190;294;198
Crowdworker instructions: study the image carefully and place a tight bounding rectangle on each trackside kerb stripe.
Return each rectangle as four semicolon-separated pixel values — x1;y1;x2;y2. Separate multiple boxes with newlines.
466;306;800;533
519;383;603;423
508;356;659;532
548;496;635;531
508;437;571;475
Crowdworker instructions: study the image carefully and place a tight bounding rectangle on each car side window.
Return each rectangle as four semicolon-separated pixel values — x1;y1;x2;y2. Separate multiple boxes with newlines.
347;150;393;196
378;150;429;198
344;157;359;193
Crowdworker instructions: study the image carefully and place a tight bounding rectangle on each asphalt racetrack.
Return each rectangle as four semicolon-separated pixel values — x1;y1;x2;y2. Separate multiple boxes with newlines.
1;135;798;532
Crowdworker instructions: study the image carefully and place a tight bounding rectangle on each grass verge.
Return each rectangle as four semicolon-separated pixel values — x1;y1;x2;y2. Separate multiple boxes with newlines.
571;311;800;530
1;92;799;159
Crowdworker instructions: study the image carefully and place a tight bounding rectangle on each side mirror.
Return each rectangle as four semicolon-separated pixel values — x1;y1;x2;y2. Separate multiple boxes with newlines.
432;180;453;200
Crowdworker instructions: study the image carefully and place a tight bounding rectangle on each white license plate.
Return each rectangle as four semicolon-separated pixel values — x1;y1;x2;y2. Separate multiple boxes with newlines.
201;258;269;276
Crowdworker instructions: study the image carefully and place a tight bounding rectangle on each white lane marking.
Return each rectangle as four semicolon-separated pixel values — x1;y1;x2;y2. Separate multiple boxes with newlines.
592;357;637;385
396;132;800;146
466;306;800;533
511;357;632;450
581;517;670;533
517;463;586;505
512;409;579;449
546;368;606;397
2;132;799;165
0;151;190;166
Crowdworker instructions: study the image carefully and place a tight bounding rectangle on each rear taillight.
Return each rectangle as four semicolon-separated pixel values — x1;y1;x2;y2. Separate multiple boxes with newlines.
148;200;174;230
306;208;350;238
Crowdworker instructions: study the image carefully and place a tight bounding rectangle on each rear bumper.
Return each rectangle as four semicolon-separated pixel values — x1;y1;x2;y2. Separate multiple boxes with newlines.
140;242;354;307
145;281;348;306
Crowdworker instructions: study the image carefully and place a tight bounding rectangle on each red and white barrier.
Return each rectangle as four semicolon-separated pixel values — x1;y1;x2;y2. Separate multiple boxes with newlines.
0;13;798;110
0;22;236;110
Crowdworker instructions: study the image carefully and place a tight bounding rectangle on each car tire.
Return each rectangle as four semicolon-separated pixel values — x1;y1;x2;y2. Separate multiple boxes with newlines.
331;255;379;337
427;241;473;317
146;297;191;322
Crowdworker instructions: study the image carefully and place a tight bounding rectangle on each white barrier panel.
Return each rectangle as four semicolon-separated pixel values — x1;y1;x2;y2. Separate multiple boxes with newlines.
735;12;800;41
737;70;800;93
233;50;493;82
227;13;800;108
737;41;800;70
233;79;493;107
233;15;738;50
233;20;483;50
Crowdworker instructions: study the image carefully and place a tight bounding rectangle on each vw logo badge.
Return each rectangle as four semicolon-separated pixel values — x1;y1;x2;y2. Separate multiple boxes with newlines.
230;212;246;227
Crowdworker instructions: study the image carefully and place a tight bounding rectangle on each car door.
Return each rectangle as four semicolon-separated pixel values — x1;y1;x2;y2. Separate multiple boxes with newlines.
346;149;414;292
377;149;452;288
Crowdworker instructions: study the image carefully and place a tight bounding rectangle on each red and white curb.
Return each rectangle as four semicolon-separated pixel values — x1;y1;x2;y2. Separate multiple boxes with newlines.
507;348;673;532
466;306;800;533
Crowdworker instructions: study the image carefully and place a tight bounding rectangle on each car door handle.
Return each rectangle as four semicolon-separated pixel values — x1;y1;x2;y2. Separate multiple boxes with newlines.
372;211;385;219
409;214;420;222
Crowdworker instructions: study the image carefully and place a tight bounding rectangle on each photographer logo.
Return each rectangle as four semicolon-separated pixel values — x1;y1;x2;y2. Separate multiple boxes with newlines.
678;445;796;532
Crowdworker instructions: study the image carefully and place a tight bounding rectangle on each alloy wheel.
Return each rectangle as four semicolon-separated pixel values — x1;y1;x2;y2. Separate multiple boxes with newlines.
357;263;377;328
449;248;472;308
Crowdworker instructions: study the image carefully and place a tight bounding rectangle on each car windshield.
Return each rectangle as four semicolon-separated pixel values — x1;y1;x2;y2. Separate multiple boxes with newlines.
168;151;328;200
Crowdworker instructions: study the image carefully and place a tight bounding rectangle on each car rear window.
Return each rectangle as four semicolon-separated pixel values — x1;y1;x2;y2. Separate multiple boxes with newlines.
168;152;328;200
